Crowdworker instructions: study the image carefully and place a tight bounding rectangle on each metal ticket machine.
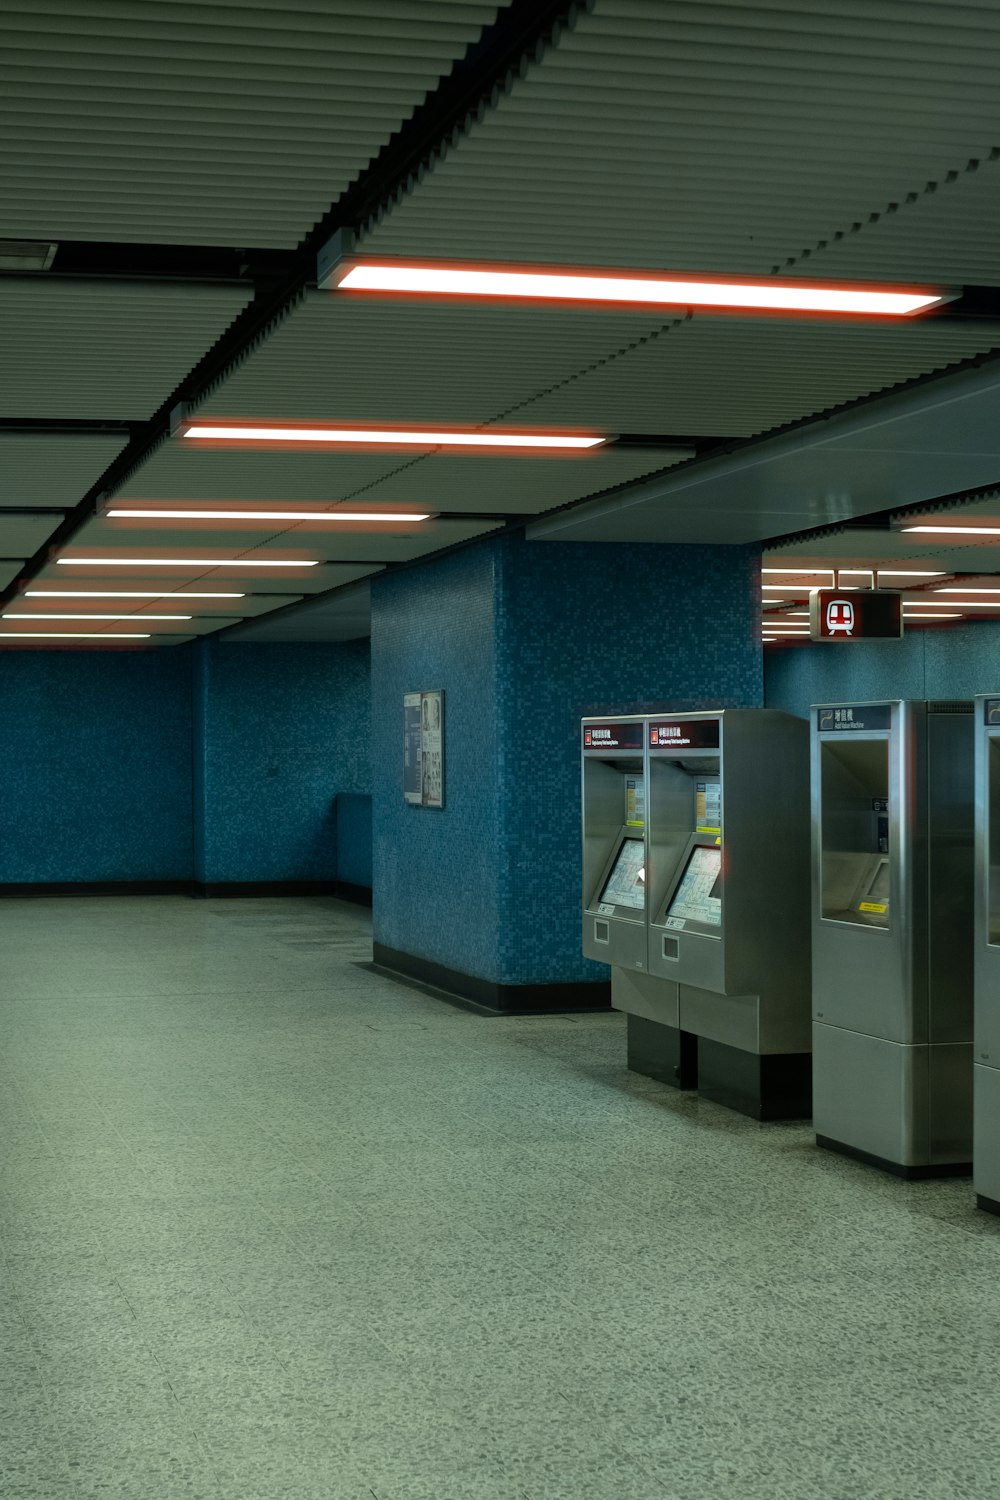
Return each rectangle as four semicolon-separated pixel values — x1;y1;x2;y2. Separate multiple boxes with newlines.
581;716;649;977
622;709;811;1119
973;695;1000;1213
812;700;974;1176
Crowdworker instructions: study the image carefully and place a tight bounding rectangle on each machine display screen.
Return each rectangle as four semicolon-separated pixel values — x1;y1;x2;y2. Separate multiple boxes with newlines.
665;845;722;929
600;838;646;910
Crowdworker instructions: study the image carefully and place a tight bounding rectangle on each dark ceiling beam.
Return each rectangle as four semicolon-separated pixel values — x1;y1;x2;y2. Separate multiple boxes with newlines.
0;417;135;434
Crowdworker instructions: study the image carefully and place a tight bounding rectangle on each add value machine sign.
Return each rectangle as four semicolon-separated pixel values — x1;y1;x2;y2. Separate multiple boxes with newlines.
809;590;902;642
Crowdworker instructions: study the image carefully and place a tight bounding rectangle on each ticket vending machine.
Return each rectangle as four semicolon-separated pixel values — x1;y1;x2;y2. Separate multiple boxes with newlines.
812;700;974;1176
973;695;1000;1212
608;709;811;1118
581;716;649;977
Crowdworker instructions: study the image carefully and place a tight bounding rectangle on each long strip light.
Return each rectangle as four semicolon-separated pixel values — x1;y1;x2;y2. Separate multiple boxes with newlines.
902;525;1000;536
905;613;961;620
0;631;151;639
26;590;246;599
874;570;946;578
3;613;192;621
936;587;1000;595
761;568;835;576
181;424;606;450
332;261;948;317
55;558;319;568
106;508;431;522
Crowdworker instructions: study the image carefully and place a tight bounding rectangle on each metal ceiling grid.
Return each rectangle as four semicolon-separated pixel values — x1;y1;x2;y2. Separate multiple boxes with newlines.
0;282;252;419
519;317;1000;437
0;1;500;246
112;436;680;516
361;0;1000;272
0;433;129;507
194;290;683;424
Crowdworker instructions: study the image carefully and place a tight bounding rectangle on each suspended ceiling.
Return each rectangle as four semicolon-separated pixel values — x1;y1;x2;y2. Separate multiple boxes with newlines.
3;0;1000;649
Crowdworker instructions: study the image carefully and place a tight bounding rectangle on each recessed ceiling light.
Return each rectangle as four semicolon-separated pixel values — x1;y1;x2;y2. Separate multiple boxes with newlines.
902;525;1000;536
935;587;1000;595
55;558;319;568
3;613;192;621
328;259;949;318
180;424;606;451
903;612;962;619
106;508;431;522
0;631;151;638
874;570;946;578
761;568;835;576
26;590;246;599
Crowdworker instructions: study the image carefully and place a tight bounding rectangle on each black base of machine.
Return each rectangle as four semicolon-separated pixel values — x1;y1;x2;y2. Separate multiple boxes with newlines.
977;1194;1000;1216
626;1015;698;1090
817;1135;972;1180
698;1039;812;1121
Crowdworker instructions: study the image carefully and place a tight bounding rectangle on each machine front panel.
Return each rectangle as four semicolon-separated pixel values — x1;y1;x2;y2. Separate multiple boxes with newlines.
813;1023;930;1167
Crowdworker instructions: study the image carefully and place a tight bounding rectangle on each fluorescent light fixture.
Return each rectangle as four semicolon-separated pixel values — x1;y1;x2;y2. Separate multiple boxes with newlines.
55;558;319;568
331;259;948;317
0;631;151;638
106;508;431;522
903;612;961;619
26;590;246;599
936;588;1000;595
762;568;835;576
181;424;605;450
762;585;810;593
875;570;946;578
3;613;192;621
899;599;976;608
902;525;1000;536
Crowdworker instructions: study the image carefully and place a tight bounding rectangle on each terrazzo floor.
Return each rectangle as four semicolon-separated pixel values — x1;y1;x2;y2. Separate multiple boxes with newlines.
3;895;1000;1500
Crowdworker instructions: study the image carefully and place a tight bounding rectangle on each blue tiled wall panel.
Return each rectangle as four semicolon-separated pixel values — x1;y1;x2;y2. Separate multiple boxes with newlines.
371;544;503;981
336;794;373;888
371;533;762;987
496;535;763;984
0;648;194;882
195;639;371;884
764;620;1000;720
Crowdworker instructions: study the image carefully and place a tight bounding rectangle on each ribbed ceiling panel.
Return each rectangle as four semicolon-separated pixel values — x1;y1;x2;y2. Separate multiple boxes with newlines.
0;514;66;556
0;1;499;246
196;292;671;423
0;433;128;507
0;282;251;419
519;318;1000;437
362;0;1000;273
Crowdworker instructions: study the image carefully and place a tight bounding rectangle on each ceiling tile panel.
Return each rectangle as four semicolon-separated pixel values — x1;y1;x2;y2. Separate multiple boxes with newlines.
0;513;66;554
0;433;129;507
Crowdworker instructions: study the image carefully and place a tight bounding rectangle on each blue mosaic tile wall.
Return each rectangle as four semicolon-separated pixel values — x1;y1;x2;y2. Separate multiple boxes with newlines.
764;619;1000;720
371;532;762;987
371;542;503;980
0;648;194;882
194;638;372;884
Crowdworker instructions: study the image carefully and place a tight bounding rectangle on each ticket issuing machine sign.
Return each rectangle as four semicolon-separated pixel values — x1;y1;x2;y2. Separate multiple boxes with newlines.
810;590;903;642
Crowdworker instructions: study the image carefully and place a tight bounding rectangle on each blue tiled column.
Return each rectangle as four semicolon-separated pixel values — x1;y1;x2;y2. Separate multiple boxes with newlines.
371;532;762;1008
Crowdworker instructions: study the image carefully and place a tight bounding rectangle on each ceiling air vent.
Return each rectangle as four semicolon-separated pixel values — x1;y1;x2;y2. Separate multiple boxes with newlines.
0;240;57;271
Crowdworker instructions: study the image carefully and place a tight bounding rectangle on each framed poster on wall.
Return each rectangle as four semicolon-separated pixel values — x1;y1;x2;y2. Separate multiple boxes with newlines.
403;690;445;808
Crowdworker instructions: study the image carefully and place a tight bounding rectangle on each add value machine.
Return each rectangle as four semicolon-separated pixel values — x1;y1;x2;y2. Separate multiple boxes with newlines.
582;709;812;1118
811;700;974;1176
973;695;1000;1213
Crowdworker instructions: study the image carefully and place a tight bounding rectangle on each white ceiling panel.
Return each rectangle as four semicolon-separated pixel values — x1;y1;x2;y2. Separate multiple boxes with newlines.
0;2;499;246
0;282;251;419
0;562;24;590
0;433;129;507
223;580;372;642
0;513;65;554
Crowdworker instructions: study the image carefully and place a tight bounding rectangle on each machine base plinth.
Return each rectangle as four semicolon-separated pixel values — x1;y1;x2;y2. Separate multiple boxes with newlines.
817;1135;972;1180
698;1039;811;1121
977;1194;1000;1216
626;1014;698;1090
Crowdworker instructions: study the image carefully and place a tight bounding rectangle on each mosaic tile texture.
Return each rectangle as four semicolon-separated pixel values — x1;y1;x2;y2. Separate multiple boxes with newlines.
765;618;1000;721
2;893;1000;1499
372;533;762;985
194;638;372;885
0;648;194;881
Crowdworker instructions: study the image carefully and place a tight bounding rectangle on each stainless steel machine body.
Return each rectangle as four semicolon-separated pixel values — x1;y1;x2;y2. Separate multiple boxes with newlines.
584;709;811;1118
973;695;1000;1212
812;699;974;1175
581;716;649;976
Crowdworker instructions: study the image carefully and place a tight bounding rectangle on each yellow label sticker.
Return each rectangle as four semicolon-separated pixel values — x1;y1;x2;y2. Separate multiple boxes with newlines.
696;825;721;836
859;902;887;914
626;820;645;828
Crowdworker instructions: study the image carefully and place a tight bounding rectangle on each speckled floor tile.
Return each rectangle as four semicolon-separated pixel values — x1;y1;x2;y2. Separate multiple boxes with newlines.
4;895;1000;1500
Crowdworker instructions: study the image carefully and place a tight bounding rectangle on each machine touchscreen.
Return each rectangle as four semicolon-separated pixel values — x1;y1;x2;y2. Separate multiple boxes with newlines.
664;845;722;931
599;837;646;910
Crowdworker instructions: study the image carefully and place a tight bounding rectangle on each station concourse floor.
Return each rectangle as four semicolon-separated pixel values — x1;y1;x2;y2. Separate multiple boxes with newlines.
3;896;1000;1500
